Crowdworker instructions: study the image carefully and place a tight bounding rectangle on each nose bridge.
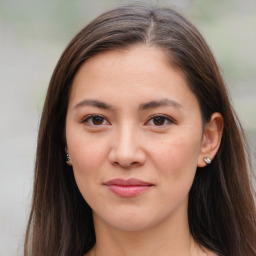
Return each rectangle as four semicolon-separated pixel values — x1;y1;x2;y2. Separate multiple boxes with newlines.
117;121;137;156
109;121;145;167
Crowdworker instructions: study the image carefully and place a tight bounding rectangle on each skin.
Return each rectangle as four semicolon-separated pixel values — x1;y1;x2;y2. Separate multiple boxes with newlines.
65;45;223;256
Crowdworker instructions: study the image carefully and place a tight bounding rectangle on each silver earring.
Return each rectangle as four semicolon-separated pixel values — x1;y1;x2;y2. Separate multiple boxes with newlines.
203;157;211;165
66;153;71;162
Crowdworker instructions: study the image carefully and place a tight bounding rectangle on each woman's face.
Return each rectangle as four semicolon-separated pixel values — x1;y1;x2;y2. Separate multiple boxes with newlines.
66;45;206;231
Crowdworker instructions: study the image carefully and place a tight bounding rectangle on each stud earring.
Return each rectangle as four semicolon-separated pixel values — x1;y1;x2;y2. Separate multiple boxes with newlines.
66;153;71;162
203;157;211;165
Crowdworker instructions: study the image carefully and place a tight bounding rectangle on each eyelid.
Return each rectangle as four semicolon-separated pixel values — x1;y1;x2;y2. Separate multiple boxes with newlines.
145;114;176;126
80;114;175;127
81;114;110;126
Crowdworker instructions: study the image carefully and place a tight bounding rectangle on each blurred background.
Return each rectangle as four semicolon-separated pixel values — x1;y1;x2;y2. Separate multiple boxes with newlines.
0;0;255;255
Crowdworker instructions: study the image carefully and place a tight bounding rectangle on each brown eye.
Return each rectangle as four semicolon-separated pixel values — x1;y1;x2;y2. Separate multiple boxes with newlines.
83;115;109;126
92;116;104;125
152;116;166;126
146;115;174;127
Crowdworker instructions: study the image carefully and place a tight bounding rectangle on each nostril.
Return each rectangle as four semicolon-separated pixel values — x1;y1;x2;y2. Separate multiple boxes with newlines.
108;141;146;168
131;161;140;166
113;160;141;169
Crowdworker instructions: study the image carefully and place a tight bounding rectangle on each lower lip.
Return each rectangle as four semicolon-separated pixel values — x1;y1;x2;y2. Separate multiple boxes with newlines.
106;185;152;197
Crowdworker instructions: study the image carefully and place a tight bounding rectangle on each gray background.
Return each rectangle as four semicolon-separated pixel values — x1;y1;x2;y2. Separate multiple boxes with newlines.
1;0;255;255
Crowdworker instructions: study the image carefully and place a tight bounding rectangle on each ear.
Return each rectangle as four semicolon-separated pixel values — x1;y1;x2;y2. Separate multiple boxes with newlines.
197;112;223;167
65;147;73;166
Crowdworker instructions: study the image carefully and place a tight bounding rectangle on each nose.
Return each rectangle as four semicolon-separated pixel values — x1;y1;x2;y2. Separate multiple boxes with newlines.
108;124;146;169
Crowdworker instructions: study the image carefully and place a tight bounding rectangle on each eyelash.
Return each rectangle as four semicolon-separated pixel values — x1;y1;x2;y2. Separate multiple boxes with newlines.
82;114;175;127
146;115;175;126
82;115;110;126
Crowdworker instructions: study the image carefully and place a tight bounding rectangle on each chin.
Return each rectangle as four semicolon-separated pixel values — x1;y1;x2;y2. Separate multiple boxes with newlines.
110;219;155;232
94;209;166;232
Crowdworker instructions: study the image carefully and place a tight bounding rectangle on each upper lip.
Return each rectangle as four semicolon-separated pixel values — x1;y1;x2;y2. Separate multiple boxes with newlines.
104;178;153;186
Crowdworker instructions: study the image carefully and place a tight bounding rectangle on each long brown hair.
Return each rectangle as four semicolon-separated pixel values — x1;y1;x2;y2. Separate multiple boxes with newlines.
24;4;256;256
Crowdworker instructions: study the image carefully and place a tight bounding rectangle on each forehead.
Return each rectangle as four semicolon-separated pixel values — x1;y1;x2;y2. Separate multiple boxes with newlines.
72;46;183;90
69;45;198;111
74;46;172;82
85;45;169;69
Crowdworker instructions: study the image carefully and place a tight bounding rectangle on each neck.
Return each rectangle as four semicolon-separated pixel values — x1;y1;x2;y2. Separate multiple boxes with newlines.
90;206;198;256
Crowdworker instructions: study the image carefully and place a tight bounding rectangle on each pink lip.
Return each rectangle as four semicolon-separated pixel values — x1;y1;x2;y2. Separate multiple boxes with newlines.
104;178;153;197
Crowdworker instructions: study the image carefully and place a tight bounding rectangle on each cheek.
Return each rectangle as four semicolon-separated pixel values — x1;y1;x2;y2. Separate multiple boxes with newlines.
67;133;111;196
150;132;202;181
69;138;110;204
73;144;106;171
67;127;109;170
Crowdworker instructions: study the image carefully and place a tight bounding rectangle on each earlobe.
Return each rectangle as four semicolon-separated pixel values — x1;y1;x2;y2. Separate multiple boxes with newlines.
197;112;223;167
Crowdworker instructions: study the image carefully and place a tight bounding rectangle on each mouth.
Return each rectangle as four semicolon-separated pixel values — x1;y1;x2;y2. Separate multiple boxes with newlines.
103;178;153;197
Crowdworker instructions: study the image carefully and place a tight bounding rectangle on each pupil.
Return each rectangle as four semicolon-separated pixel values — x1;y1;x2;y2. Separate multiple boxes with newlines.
153;116;165;125
93;116;103;125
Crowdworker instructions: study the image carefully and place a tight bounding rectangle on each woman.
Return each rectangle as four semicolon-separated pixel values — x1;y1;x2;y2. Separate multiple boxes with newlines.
24;4;256;256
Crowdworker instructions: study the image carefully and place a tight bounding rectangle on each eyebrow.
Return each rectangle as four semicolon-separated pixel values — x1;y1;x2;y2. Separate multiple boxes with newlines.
73;99;114;110
139;99;183;110
73;98;183;111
